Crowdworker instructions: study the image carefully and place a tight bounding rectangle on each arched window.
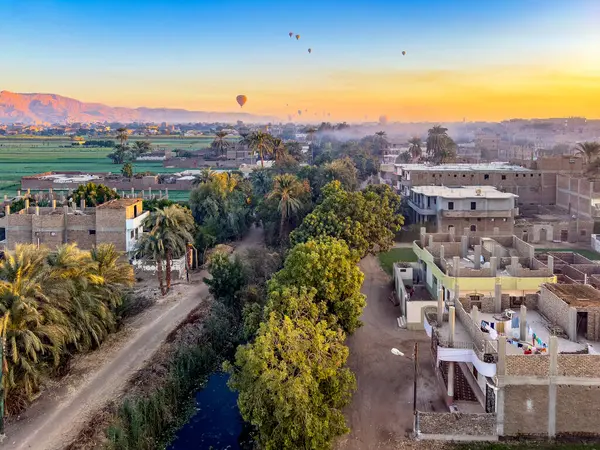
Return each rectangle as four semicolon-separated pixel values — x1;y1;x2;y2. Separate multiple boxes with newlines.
470;225;477;232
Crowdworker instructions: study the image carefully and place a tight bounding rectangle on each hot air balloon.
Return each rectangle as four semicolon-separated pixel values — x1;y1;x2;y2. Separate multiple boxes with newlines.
236;95;247;108
379;115;388;125
295;34;300;40
402;51;406;56
305;109;308;112
298;109;302;116
289;32;293;38
308;48;312;54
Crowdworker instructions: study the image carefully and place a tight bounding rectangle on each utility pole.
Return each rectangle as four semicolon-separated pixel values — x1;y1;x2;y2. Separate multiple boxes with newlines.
413;342;419;435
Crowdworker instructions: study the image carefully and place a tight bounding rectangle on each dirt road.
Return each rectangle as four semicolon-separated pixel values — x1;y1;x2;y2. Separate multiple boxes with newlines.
337;255;446;450
3;226;263;450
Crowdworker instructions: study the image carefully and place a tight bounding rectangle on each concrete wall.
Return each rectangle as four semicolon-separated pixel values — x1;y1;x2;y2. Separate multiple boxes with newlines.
538;286;575;340
407;300;438;329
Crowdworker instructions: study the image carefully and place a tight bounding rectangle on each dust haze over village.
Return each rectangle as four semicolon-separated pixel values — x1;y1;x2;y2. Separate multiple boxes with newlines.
1;0;600;450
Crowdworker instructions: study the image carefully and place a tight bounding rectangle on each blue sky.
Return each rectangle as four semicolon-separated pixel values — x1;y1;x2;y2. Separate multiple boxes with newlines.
0;0;598;121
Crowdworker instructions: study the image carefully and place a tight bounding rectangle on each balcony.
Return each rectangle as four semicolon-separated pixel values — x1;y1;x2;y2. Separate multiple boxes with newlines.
441;209;515;219
126;211;149;230
407;198;436;216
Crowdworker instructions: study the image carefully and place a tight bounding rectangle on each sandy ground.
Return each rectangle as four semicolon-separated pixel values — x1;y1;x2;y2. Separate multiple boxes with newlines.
337;255;447;450
2;226;264;450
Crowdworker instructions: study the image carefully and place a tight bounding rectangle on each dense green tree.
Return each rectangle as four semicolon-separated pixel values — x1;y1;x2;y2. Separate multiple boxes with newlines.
72;182;120;206
323;157;358;191
290;181;404;257
269;238;365;333
204;253;247;310
226;286;355;450
248;168;273;199
189;173;252;243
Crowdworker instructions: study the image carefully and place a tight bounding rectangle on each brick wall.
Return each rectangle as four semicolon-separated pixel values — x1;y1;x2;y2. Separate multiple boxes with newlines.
503;385;549;436
96;208;128;252
556;386;600;435
505;355;550;377
538;286;571;335
556;355;600;377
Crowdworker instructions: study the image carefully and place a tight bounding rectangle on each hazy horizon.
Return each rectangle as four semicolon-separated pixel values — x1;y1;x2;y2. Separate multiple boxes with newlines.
2;0;599;122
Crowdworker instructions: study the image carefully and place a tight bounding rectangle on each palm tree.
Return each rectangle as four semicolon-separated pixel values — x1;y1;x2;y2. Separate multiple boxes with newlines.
249;169;273;198
132;140;151;157
115;128;129;147
426;125;449;161
271;137;287;162
192;167;217;186
247;131;273;167
268;174;308;240
0;245;69;405
89;244;134;309
137;205;195;294
408;137;423;160
374;131;390;155
212;131;230;157
575;142;600;164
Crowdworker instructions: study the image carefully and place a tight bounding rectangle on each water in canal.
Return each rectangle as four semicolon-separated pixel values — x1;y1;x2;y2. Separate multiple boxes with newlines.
168;372;250;450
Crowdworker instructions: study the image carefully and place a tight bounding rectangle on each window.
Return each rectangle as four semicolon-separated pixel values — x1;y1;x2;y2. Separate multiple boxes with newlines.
530;174;534;177
88;230;96;235
133;205;138;217
462;174;466;177
448;201;454;210
471;202;476;210
484;174;490;180
510;296;524;308
454;174;457;178
130;230;135;239
581;230;587;236
515;174;519;177
477;218;482;222
502;175;506;180
470;225;477;232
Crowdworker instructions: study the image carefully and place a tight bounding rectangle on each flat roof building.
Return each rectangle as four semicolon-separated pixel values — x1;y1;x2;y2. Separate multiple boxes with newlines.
408;186;518;236
0;198;147;255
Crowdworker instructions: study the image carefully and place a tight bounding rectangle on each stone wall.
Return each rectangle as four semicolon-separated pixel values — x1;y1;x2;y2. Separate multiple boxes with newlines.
503;385;549;436
417;412;497;436
556;386;600;435
505;355;550;377
538;286;572;336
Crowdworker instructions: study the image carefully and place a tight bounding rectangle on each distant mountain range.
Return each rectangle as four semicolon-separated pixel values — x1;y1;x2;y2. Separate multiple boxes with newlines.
0;91;275;124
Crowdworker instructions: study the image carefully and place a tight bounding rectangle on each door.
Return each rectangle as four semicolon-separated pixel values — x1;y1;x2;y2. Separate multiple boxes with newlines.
560;229;568;242
539;228;547;242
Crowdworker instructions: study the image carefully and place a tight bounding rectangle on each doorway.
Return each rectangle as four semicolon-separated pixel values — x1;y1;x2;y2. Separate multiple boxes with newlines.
577;311;588;339
560;229;568;242
539;228;547;242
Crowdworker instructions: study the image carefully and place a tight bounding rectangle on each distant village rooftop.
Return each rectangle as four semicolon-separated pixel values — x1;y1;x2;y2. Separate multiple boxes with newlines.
394;162;533;172
411;185;518;199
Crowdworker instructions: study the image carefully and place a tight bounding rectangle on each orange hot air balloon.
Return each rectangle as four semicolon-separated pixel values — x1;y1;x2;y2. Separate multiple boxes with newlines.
295;34;300;40
308;48;312;54
402;51;406;56
236;95;247;108
289;32;293;38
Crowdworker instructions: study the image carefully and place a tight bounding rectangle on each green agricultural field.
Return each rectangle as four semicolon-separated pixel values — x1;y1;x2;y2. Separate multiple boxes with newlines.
0;137;214;199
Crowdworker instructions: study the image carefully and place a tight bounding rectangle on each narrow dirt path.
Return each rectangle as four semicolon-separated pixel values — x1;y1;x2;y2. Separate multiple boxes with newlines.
337;255;446;450
3;226;264;450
